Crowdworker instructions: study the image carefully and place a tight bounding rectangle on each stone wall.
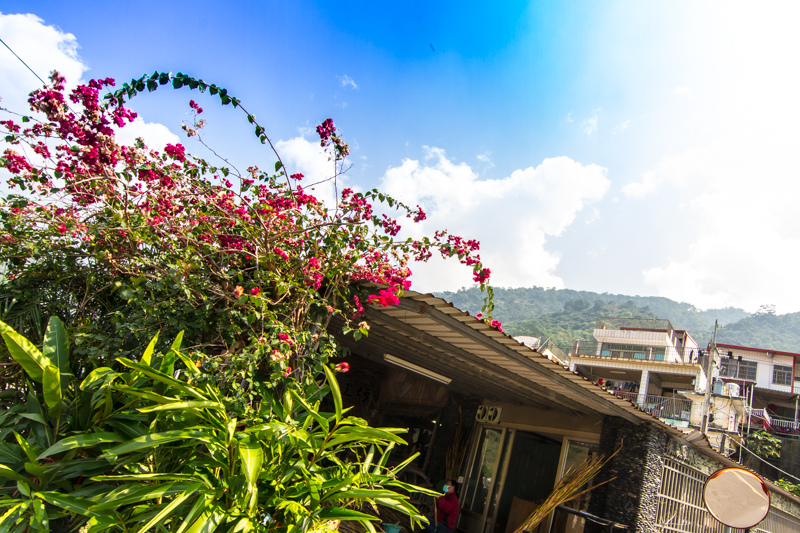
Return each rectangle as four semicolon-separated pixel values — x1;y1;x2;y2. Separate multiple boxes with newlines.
586;417;666;533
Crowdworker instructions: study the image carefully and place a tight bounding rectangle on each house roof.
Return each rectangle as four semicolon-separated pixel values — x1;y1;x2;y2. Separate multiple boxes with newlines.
715;343;800;358
336;289;800;506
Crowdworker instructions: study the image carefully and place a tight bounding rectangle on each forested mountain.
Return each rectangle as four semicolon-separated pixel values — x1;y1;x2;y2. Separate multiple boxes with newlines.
433;286;800;353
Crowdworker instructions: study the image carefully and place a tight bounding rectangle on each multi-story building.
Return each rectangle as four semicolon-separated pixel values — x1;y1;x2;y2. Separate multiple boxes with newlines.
713;343;800;436
567;317;750;452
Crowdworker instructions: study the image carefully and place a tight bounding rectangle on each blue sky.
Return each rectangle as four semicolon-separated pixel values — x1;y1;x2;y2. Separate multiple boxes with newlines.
3;2;800;313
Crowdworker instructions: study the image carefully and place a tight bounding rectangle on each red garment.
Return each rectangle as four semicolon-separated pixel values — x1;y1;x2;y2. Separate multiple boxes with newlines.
436;491;459;530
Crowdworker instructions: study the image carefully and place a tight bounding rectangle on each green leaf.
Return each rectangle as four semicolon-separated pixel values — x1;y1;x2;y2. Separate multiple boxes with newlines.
137;401;225;413
80;368;119;391
317;508;379;521
103;429;215;459
137;488;199;533
0;464;30;484
42;316;70;377
141;331;160;367
183;505;223;533
275;161;283;172
321;488;403;503
90;482;190;511
37;432;124;460
323;365;342;423
0;320;51;383
238;440;263;487
36;491;106;518
116;358;205;400
41;365;62;418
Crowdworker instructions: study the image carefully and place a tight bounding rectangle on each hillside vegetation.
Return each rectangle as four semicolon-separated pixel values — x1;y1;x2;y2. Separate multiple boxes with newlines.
435;287;800;353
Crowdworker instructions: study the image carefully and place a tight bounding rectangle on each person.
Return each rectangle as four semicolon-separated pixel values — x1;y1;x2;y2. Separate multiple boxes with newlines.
424;480;459;533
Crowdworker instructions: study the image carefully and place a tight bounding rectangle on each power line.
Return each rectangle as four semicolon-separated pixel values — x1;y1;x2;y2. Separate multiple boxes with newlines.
0;36;46;85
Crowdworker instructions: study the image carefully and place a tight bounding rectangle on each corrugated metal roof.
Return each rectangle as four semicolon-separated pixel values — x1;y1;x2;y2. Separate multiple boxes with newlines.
360;289;800;506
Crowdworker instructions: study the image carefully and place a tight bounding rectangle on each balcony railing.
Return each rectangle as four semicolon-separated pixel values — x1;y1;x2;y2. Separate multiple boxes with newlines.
572;340;698;364
611;391;692;422
596;317;673;334
746;408;800;436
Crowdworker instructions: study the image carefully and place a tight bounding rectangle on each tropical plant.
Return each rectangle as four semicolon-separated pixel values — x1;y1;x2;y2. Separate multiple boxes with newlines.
0;71;496;531
0;319;436;532
0;71;496;390
745;429;781;459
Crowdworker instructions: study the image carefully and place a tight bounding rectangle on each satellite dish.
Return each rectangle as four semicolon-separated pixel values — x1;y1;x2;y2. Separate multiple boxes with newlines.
703;467;770;530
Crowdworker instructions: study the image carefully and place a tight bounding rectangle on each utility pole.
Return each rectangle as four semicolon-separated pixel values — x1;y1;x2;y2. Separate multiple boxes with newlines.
701;320;719;435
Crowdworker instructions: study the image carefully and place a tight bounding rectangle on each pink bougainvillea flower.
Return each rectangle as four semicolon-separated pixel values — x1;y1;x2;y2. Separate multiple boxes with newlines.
250;287;260;296
335;362;350;373
283;366;292;377
473;268;491;284
233;286;244;298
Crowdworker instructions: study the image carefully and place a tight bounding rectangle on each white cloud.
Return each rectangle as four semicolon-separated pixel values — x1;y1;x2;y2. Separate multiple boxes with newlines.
0;13;88;114
114;117;179;151
274;136;344;208
377;148;610;292
338;75;358;89
563;112;574;123
673;86;692;96
581;113;598;136
0;13;180;153
635;133;800;312
476;151;494;169
613;120;630;134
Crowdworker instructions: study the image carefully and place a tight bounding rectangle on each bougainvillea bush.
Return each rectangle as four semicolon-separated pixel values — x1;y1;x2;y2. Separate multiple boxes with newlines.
0;72;496;531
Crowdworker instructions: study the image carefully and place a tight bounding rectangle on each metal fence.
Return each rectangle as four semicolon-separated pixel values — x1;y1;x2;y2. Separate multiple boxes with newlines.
596;317;673;333
656;457;800;533
611;391;692;422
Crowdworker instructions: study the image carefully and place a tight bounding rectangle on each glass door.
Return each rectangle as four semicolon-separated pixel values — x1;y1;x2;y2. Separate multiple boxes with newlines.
459;426;514;533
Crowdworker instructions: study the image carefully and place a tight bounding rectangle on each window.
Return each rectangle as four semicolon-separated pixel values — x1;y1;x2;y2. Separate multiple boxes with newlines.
773;365;792;386
719;359;757;381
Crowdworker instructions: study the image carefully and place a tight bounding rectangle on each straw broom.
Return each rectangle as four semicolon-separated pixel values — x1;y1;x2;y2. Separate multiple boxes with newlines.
512;446;620;533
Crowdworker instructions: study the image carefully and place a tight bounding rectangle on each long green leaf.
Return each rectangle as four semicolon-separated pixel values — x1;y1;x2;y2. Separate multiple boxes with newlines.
0;464;30;484
137;486;200;533
41;365;62;418
42;316;70;377
140;331;160;367
116;359;205;400
183;505;223;533
289;390;329;432
0;321;51;383
80;368;119;391
90;482;191;510
238;440;263;487
102;429;216;458
317;508;380;521
138;401;225;413
36;491;106;518
37;432;124;460
323;365;342;422
91;473;209;487
321;488;403;503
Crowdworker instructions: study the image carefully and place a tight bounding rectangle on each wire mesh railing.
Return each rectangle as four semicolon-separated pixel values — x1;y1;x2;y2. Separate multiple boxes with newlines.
611;391;692;421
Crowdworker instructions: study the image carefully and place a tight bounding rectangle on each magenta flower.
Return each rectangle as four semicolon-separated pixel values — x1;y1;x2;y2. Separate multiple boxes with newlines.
335;362;350;373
